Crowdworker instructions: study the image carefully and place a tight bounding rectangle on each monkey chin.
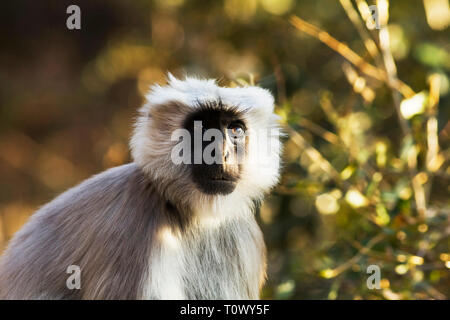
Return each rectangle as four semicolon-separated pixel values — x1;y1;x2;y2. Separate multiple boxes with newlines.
196;179;237;195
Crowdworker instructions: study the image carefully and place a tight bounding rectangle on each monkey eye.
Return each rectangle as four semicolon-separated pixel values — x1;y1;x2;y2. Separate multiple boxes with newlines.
228;123;245;141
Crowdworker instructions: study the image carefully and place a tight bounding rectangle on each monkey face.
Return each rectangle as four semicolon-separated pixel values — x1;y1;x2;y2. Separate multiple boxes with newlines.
183;107;247;195
131;75;281;206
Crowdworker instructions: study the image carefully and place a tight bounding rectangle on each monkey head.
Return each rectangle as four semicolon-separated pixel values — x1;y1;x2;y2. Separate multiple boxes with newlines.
130;74;281;210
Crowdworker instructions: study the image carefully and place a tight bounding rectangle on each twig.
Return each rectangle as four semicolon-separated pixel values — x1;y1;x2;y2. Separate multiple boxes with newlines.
342;62;376;103
298;118;341;145
426;74;441;171
289;15;415;98
328;233;385;277
288;128;344;185
425;74;441;208
271;54;287;105
339;0;384;68
374;0;427;219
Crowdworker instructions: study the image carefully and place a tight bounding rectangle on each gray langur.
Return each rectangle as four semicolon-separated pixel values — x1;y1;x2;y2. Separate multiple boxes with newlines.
0;75;282;299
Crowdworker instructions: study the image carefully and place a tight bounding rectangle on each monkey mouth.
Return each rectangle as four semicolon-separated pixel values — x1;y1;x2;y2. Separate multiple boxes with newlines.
210;175;234;182
210;172;238;183
191;165;239;195
202;180;237;195
194;174;238;195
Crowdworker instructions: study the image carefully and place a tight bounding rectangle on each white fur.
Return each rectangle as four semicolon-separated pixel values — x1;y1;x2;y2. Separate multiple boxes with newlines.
144;207;265;299
144;227;185;299
147;74;275;117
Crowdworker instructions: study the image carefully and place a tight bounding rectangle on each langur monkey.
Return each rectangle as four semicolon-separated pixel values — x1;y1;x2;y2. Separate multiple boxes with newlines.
0;75;281;299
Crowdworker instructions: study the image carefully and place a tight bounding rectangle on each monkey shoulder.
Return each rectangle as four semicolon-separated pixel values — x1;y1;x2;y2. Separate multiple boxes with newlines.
32;163;155;220
0;163;159;299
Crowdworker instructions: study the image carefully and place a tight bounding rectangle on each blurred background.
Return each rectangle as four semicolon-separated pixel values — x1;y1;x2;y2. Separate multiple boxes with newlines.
0;0;449;299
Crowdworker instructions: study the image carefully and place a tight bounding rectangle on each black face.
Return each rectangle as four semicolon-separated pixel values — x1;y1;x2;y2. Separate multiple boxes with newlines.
183;106;247;195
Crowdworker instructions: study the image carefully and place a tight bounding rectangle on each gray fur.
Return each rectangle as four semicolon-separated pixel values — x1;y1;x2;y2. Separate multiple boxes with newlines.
0;164;160;299
0;163;265;299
